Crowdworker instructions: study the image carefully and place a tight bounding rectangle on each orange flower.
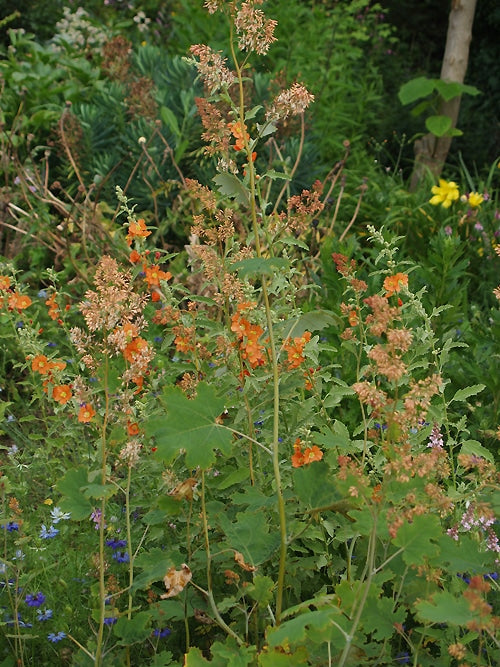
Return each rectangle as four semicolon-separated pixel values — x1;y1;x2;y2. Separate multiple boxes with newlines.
229;120;250;151
50;360;67;372
348;310;359;327
303;445;323;464
8;292;32;311
132;376;144;393
126;218;151;246
123;337;149;362
52;384;72;405
143;265;172;289
291;439;305;468
283;331;312;369
0;275;11;291
31;355;53;375
129;249;142;263
78;403;96;423
45;292;59;321
291;438;323;467
383;273;408;298
127;421;140;436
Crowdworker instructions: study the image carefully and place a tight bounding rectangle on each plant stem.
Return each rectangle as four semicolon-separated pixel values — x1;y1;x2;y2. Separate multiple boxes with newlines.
230;29;287;624
94;356;110;667
337;511;378;667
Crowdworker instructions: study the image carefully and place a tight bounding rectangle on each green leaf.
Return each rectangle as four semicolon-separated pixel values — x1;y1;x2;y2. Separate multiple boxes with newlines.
132;548;177;591
256;121;277;138
145;383;233;469
184;648;212;666
244;104;262;120
434;80;481;101
293;463;345;511
213;173;249;205
279;309;342;338
362;595;406;640
216;467;250;490
210;639;257;666
114;612;152;645
229;256;289;278
415;591;472;625
425;114;452;137
55;466;93;520
460;440;494;463
218;511;280;565
258;647;309;666
392;514;441;565
436;534;493;573
267;608;344;648
245;575;275;608
450;384;485;404
82;483;117;501
262;169;290;181
160;106;180;136
398;76;436;105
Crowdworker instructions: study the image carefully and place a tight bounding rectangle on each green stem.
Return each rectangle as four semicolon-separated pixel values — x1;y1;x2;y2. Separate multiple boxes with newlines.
337;513;378;667
230;27;287;624
94;356;110;667
200;471;244;644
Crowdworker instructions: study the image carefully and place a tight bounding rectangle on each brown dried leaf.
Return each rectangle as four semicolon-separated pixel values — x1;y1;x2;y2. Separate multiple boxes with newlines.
160;563;192;599
234;550;257;572
169;478;198;501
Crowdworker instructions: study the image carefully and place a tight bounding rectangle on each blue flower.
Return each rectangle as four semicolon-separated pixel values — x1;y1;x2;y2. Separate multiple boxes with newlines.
47;631;66;643
6;613;32;628
50;507;71;524
395;652;410;664
37;608;53;621
38;289;48;298
105;539;127;550
153;627;171;638
1;522;19;532
103;617;117;625
112;551;130;563
25;592;46;607
40;524;59;539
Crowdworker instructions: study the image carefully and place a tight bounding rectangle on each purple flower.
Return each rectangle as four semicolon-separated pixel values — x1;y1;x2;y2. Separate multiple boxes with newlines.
47;631;66;643
104;617;117;625
25;592;46;607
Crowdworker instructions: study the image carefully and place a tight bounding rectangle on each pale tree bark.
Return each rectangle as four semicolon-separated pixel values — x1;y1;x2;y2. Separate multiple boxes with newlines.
410;0;477;191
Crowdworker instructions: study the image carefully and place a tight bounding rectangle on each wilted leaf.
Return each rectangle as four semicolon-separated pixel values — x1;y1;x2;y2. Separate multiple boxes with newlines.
234;551;257;572
161;564;192;599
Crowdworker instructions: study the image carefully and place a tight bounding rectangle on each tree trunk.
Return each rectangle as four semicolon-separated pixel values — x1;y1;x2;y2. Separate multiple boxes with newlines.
410;0;477;191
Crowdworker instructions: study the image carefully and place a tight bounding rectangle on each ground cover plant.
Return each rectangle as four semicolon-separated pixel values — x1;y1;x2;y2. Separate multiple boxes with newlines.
1;1;499;665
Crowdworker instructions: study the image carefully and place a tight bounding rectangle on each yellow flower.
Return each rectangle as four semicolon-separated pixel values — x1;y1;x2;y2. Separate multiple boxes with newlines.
467;192;484;208
429;179;460;208
43;498;53;505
